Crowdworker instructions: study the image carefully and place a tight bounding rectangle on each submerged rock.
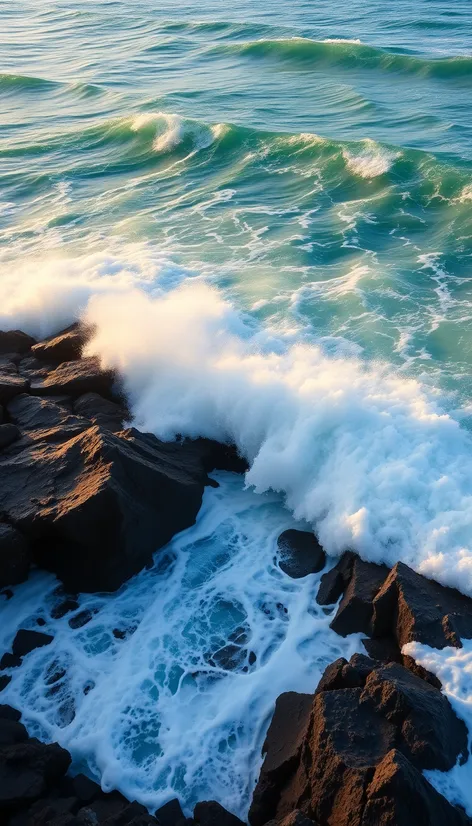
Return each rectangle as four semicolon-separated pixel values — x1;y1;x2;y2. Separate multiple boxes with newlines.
12;630;54;658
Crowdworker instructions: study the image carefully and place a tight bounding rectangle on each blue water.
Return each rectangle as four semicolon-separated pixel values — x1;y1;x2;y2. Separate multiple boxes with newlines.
2;0;472;819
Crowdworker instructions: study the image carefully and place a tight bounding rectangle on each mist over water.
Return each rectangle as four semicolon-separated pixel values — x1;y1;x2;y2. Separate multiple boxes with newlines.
2;0;472;818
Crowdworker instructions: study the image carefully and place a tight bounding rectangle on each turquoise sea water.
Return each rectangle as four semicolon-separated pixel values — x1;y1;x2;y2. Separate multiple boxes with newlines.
2;0;472;403
2;0;472;818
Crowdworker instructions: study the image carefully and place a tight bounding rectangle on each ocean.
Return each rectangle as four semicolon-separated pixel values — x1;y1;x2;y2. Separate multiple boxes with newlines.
1;0;472;818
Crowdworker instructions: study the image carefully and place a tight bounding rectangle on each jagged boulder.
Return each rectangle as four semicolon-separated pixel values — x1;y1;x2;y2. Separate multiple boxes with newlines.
0;423;218;592
323;555;389;637
29;357;116;401
249;655;470;826
194;801;245;826
362;749;471;826
0;331;36;356
315;552;356;606
0;738;71;810
7;395;75;432
31;324;89;364
73;392;126;433
371;561;472;649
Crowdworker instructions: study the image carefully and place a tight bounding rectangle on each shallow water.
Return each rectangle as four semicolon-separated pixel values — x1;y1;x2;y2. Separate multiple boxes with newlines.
0;474;361;817
2;0;472;818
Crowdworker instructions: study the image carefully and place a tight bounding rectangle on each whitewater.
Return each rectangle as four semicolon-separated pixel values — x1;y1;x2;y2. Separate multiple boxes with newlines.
2;0;472;820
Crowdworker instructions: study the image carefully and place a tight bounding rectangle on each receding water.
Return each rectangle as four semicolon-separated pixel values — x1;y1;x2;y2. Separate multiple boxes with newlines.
0;475;360;817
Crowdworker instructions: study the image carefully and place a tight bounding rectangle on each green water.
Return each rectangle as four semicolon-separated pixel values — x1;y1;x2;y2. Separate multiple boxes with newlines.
1;1;472;409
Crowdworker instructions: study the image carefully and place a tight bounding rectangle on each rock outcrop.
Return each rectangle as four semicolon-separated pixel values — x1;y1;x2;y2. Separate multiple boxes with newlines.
0;705;242;825
317;552;472;655
249;655;471;826
0;325;247;593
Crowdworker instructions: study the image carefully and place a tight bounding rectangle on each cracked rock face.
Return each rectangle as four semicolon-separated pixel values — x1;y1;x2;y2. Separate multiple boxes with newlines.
0;324;247;593
249;655;471;826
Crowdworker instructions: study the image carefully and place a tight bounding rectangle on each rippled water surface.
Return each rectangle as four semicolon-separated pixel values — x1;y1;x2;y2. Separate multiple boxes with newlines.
2;0;472;818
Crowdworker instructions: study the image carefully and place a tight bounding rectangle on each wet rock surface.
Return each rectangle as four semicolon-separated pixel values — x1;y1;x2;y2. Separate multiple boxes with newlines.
250;654;471;826
0;325;248;593
0;705;243;825
276;530;326;579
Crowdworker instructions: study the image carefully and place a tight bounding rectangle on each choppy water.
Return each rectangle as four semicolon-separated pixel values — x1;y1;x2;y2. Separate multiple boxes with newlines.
2;0;472;819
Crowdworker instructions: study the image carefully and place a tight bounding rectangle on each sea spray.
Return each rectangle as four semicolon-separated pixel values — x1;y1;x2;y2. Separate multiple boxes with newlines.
3;253;472;594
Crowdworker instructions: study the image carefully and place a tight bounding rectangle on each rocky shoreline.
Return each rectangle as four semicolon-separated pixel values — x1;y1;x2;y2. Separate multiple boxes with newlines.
1;325;472;825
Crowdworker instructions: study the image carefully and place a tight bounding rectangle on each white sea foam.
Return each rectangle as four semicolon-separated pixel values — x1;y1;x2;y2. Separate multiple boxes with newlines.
343;139;400;178
322;38;362;44
3;250;472;594
0;474;360;817
404;640;472;816
456;183;472;204
131;112;223;153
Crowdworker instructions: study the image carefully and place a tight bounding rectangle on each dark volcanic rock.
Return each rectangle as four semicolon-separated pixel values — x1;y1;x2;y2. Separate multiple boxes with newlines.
31;324;89;364
68;609;96;629
194;801;245;826
361;635;402;664
192;439;249;476
155;798;186;826
7;395;75;432
329;556;389;637
362;661;468;771
249;654;471;826
0;331;36;356
372;561;472;649
0;524;31;588
0;653;22;671
67;772;101;804
73;392;126;433
362;748;471;826
0;738;71;809
315;654;376;694
316;552;356;606
18;355;56;381
0;372;27;406
0;424;20;450
277;530;326;579
12;630;54;658
264;813;320;826
51;599;79;620
249;692;313;826
29;357;116;401
0;424;215;592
